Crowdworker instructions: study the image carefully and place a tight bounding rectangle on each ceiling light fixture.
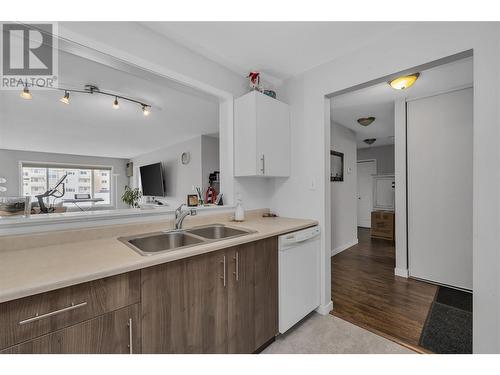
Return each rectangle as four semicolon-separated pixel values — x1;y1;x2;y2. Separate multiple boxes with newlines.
59;91;70;104
363;138;377;145
389;73;420;90
20;85;32;100
19;83;152;116
357;117;375;126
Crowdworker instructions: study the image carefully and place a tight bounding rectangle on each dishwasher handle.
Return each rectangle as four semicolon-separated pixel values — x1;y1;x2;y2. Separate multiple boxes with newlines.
279;227;320;249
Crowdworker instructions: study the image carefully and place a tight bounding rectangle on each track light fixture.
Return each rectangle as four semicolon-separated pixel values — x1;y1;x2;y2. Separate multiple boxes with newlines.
20;84;151;116
20;85;32;100
60;91;70;104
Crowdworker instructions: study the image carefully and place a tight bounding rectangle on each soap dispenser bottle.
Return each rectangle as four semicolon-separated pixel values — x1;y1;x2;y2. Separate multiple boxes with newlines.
234;197;245;222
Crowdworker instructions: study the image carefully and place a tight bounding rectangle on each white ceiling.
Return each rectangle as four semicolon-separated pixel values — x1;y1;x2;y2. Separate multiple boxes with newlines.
331;56;473;149
0;49;219;159
141;22;409;85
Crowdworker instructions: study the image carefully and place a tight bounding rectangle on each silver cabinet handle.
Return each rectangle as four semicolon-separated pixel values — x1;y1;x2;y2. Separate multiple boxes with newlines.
233;251;239;281
260;155;265;175
18;301;87;325
220;255;226;287
127;318;133;354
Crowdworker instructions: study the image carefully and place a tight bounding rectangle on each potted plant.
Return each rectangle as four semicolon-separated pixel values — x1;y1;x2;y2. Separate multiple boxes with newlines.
121;186;142;208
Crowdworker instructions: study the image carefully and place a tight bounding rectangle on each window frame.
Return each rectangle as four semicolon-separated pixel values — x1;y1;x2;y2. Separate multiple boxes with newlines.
18;161;115;208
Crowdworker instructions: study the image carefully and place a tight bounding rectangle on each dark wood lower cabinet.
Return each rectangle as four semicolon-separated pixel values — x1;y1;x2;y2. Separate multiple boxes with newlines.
141;237;278;354
252;237;279;350
141;249;228;353
0;236;279;354
1;304;140;354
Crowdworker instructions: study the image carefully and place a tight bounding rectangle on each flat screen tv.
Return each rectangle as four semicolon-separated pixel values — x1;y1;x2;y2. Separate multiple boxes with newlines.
139;162;165;197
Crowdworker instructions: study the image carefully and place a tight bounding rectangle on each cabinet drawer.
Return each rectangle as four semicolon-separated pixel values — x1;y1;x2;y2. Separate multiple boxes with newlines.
0;271;140;350
1;304;141;354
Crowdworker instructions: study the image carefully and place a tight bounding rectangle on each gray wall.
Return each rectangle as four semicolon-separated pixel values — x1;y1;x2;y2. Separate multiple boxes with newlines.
357;145;395;174
131;136;203;207
331;122;358;254
0;149;129;208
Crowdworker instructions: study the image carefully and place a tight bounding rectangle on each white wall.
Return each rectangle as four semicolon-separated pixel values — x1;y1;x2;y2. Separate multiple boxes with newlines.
272;23;500;352
330;122;358;255
394;99;408;277
0;148;129;208
357;145;395;174
132;136;203;206
201;135;220;193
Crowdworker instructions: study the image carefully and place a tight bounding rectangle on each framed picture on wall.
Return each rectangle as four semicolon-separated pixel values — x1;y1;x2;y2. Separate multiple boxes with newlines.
330;150;344;182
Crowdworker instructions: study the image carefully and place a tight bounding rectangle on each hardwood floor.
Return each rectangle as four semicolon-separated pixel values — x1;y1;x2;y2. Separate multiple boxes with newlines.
331;228;437;350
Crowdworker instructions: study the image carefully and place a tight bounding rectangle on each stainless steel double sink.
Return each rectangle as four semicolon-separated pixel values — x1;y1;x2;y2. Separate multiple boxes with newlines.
118;224;255;256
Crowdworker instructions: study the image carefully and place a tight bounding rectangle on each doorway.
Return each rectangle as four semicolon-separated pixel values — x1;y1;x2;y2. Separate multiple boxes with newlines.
357;160;376;228
328;53;473;353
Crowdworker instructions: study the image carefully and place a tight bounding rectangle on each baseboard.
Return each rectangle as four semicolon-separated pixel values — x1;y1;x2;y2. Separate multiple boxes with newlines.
331;238;358;256
394;267;409;278
315;300;333;315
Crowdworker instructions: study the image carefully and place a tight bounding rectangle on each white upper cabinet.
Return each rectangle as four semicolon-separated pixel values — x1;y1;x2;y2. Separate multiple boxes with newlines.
234;91;290;177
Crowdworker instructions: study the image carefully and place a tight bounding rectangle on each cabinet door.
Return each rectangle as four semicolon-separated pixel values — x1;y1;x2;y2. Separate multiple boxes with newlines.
141;250;228;353
253;237;278;349
1;304;140;354
256;93;290;177
228;238;278;353
227;243;256;353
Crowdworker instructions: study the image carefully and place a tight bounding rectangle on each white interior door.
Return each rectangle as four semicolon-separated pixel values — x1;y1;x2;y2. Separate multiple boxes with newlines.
357;160;376;228
407;88;473;290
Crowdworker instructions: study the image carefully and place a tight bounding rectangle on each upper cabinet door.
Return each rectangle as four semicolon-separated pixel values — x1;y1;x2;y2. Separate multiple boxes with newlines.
234;91;290;177
256;93;290;177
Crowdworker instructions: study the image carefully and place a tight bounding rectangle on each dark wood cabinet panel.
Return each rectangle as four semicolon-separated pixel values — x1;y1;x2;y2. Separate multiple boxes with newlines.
227;242;256;353
141;249;228;353
1;304;141;354
253;237;278;349
228;238;278;353
0;271;141;350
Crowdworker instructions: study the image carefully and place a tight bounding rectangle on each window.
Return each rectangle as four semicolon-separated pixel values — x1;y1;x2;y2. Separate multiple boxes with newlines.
21;164;112;206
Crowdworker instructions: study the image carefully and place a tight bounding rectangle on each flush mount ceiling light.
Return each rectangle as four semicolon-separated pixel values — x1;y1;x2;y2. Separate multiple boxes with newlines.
363;138;377;145
20;85;32;100
389;73;420;90
19;84;152;116
357;117;375;126
59;91;70;104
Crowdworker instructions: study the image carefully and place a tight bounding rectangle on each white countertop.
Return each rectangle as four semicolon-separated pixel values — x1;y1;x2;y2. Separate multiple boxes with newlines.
0;212;317;303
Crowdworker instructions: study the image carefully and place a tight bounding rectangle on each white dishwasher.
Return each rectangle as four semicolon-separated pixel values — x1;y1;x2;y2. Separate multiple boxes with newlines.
278;225;321;333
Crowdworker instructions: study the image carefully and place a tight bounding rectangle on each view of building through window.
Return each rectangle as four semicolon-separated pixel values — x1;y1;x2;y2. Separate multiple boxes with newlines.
22;165;111;206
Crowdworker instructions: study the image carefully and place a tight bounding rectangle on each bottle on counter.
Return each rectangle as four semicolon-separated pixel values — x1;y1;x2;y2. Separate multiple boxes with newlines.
234;197;245;222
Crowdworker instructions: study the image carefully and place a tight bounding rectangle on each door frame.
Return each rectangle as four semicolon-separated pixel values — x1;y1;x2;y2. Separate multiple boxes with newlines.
356;159;377;228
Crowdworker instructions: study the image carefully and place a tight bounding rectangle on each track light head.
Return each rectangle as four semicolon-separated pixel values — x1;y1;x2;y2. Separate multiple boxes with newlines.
60;91;70;104
113;96;119;109
20;85;32;100
142;105;150;116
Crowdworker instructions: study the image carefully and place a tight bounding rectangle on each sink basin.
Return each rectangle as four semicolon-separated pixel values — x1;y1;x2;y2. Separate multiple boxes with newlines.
119;231;204;256
185;224;254;240
119;224;255;256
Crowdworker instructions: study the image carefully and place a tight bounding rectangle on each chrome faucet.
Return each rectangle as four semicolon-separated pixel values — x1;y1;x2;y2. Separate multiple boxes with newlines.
174;204;197;230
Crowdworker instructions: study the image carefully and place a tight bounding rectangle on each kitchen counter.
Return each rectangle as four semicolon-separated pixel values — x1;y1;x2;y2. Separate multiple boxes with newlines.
0;210;317;303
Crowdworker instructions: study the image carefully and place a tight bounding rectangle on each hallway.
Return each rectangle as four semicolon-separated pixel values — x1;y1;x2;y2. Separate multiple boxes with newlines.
331;228;437;351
